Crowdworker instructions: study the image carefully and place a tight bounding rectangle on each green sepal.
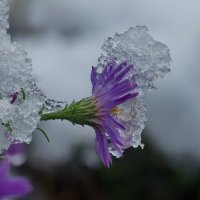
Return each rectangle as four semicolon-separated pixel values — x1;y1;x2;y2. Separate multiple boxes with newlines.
40;97;98;127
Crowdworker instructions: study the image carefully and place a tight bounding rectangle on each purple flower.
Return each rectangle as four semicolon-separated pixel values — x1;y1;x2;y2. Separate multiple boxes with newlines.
6;144;26;166
6;144;24;156
90;62;138;167
40;26;171;168
41;62;138;167
0;159;32;200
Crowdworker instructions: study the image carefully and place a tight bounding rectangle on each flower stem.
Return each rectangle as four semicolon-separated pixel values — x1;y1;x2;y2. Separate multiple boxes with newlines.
40;97;97;127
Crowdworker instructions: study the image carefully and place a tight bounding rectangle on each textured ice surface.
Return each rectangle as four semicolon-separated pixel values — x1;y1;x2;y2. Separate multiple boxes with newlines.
0;0;45;152
97;26;171;157
44;99;67;113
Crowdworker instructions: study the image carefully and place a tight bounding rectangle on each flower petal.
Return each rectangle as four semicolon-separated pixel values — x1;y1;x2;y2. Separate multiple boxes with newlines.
0;159;32;198
95;128;112;167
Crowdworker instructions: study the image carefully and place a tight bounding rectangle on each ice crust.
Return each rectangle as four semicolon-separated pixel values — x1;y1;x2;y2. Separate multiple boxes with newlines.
97;26;171;157
44;99;67;113
0;0;44;152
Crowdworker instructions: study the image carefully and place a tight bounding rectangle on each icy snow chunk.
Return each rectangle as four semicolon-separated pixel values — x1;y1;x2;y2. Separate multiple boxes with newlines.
44;99;67;114
98;26;171;91
97;26;171;156
0;0;45;152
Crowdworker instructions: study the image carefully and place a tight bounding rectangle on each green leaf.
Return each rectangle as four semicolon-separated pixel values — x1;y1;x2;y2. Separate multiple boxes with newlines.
36;127;50;143
20;88;26;100
2;121;12;133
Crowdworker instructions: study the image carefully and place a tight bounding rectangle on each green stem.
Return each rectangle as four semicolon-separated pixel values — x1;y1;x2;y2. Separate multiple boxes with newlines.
40;97;97;127
41;109;67;121
36;127;50;143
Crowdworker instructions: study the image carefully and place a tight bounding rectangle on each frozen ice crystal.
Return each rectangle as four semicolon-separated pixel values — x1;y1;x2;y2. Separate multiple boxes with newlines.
0;0;45;152
97;26;171;157
44;99;67;114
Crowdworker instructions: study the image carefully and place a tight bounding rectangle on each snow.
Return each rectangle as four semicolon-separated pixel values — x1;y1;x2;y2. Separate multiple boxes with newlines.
0;0;45;152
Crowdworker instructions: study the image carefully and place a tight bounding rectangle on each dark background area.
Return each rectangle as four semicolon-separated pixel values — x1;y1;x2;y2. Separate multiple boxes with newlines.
16;133;200;200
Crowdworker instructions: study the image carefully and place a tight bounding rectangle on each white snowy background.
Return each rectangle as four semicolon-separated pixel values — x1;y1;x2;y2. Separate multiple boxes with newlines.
8;0;200;169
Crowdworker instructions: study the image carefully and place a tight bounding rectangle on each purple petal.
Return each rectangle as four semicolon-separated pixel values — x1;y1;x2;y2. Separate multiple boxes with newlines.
95;128;112;167
91;67;97;91
107;115;125;130
0;177;32;197
90;62;138;167
111;92;138;107
102;62;127;87
6;144;26;166
93;62;116;94
0;159;32;198
6;144;25;156
103;122;124;155
103;122;124;146
0;159;9;178
98;80;135;102
114;64;132;83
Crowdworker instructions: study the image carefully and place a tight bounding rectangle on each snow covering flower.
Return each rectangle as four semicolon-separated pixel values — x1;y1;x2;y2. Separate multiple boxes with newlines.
41;26;171;167
95;26;171;160
42;62;139;166
0;0;45;152
90;62;138;167
0;158;32;200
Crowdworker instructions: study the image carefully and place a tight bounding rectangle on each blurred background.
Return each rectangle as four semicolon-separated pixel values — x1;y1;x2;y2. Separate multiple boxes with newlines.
7;0;200;199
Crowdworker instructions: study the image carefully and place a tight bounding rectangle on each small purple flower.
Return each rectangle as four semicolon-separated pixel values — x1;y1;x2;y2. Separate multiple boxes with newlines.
90;62;138;167
0;159;32;200
6;144;24;156
6;144;26;166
